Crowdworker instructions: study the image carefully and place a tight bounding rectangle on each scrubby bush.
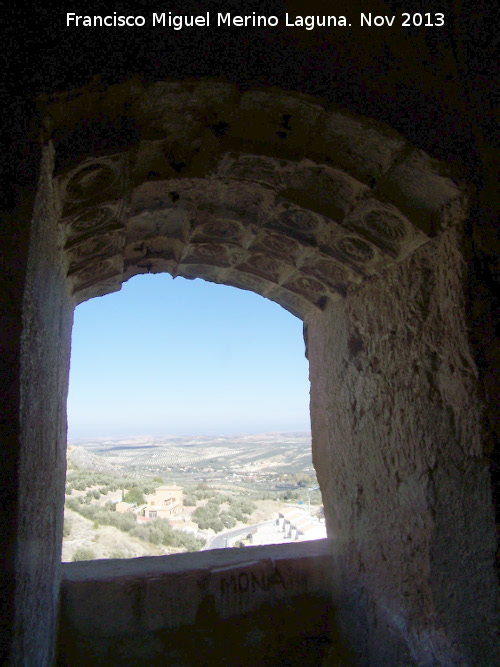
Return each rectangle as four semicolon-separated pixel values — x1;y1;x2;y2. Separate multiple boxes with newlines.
143;526;162;545
131;525;149;542
281;490;300;501
63;518;71;537
129;519;204;551
190;493;256;532
123;487;145;505
66;471;146;495
72;547;96;562
66;498;81;512
76;504;98;520
193;503;224;532
107;511;136;532
219;513;237;529
226;498;255;523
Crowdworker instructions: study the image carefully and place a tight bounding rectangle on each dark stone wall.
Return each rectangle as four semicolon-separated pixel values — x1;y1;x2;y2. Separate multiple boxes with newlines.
308;227;498;664
3;146;74;665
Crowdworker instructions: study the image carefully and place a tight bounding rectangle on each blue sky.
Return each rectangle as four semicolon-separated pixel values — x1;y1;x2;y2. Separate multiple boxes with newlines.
67;274;311;439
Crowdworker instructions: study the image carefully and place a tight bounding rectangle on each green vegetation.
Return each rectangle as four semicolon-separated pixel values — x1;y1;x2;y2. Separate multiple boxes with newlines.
123;487;145;505
66;497;136;530
65;497;205;552
131;520;203;552
63;444;322;561
72;547;96;562
65;470;158;497
191;493;256;532
287;473;315;487
193;502;228;532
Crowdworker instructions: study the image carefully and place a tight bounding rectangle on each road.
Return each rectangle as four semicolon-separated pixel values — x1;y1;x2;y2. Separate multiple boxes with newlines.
203;520;275;550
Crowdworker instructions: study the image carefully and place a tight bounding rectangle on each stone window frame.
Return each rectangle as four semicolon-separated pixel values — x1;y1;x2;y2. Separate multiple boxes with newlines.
9;79;498;666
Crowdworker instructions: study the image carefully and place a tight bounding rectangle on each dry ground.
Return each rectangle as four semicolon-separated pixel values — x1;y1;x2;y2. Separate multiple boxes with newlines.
62;508;167;561
62;497;322;562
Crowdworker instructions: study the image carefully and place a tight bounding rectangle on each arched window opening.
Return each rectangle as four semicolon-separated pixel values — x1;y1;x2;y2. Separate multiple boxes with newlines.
63;273;324;562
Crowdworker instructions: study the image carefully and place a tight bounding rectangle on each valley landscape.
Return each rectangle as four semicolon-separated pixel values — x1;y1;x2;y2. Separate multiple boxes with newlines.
63;432;325;562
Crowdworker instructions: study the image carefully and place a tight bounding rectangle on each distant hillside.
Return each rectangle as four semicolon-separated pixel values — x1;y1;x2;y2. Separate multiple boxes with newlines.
67;445;123;474
67;433;313;474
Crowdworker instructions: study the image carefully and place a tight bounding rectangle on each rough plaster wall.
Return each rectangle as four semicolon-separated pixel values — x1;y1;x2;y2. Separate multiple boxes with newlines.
307;227;499;665
10;143;74;666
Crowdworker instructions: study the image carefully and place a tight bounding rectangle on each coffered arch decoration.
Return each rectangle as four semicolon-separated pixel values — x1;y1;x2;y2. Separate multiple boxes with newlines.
45;79;465;318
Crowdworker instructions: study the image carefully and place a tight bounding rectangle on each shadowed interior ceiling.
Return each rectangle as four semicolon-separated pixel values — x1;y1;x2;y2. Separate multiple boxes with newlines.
47;80;463;317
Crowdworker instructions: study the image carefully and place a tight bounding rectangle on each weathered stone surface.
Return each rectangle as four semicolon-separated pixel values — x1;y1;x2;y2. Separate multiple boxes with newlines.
281;160;370;222
45;84;467;309
306;226;498;665
57;541;335;665
230;89;325;156
15;87;492;667
377;148;463;236
310;111;406;184
12;145;74;666
53;123;468;312
3;49;498;666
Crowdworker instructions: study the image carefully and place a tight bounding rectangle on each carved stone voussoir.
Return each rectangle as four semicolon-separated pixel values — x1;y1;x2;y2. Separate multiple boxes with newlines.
70;255;124;297
181;242;245;268
320;227;381;275
343;198;430;262
237;253;285;284
266;206;322;246
224;269;276;297
190;218;245;245
250;230;306;264
67;231;125;274
64;201;126;247
176;263;227;284
58;155;127;216
281;161;369;222
216;153;285;187
310;111;406;184
282;274;329;304
300;257;352;296
267;286;320;319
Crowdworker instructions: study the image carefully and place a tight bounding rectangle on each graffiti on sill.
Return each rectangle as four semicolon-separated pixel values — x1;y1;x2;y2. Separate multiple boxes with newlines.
220;566;286;601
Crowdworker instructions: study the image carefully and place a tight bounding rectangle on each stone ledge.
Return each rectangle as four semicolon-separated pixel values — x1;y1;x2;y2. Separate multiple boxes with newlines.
58;540;337;665
62;537;334;582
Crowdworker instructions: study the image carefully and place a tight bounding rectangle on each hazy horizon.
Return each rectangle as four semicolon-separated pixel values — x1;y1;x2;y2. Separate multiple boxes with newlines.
69;429;311;442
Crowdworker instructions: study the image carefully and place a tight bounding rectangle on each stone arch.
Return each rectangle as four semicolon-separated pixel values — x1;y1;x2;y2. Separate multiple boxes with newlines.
46;79;460;314
7;78;498;665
